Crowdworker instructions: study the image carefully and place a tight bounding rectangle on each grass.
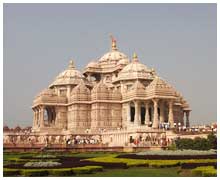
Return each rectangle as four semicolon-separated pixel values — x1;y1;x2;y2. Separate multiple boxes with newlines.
77;167;183;177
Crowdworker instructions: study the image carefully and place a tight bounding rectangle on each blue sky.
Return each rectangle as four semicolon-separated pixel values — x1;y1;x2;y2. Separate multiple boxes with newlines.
3;3;216;127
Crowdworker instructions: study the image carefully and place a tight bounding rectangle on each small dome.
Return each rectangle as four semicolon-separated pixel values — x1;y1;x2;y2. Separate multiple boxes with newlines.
117;53;154;81
91;81;109;100
92;81;108;94
39;88;55;96
131;80;145;91
50;60;85;87
117;58;129;65
86;61;99;68
72;81;90;94
111;87;122;100
71;81;90;101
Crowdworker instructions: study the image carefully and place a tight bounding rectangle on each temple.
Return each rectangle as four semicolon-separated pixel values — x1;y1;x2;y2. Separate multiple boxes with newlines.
4;36;191;149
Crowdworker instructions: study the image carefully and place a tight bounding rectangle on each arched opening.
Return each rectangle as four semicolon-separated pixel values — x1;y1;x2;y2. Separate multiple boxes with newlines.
158;107;160;118
93;73;101;82
130;102;135;122
44;106;56;126
164;102;169;123
149;107;152;122
141;103;146;125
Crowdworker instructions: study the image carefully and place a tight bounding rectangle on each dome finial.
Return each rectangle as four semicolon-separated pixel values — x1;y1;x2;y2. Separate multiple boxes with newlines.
110;34;117;51
68;59;75;69
132;52;139;62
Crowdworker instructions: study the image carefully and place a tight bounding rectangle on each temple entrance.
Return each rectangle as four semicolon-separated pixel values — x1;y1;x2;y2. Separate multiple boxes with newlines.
141;106;146;125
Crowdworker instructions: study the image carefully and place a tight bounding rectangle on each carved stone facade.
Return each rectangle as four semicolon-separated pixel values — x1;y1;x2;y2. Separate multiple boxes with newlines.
30;36;191;146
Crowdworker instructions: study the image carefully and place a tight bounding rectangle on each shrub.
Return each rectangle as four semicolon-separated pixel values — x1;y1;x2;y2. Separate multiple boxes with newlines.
192;137;210;150
35;154;57;158
191;166;217;177
21;169;49;177
167;143;177;150
3;168;21;177
71;167;92;174
24;161;61;168
84;166;103;172
86;155;148;167
7;157;27;163
207;133;217;150
149;160;180;168
48;166;103;176
175;133;217;151
50;168;74;176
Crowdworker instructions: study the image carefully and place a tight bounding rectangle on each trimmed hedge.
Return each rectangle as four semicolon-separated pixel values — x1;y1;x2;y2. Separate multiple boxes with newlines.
21;169;49;177
87;155;217;168
149;161;180;168
3;168;21;177
192;166;217;177
50;166;103;176
4;166;103;177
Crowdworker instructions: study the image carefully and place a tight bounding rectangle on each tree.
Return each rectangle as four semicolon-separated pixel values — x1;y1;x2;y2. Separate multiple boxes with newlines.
207;133;217;150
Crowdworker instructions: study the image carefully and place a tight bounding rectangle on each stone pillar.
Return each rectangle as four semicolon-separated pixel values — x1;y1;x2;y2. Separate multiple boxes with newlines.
40;106;45;128
168;101;174;128
145;102;150;125
134;101;140;126
33;110;36;127
159;101;165;123
186;111;190;128
152;99;159;128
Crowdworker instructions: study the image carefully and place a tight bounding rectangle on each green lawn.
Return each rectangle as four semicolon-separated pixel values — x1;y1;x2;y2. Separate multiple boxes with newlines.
77;167;185;177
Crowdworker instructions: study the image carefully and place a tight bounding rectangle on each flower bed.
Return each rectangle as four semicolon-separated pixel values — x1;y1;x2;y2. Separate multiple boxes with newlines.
118;150;217;160
24;161;61;168
136;150;216;156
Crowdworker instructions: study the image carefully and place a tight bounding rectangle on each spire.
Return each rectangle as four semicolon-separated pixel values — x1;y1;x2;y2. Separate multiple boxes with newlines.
110;34;117;51
68;60;75;69
132;52;139;62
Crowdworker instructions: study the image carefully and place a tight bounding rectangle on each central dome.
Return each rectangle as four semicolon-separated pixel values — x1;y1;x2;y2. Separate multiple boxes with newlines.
98;36;129;64
49;60;85;87
115;53;155;82
99;51;129;64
